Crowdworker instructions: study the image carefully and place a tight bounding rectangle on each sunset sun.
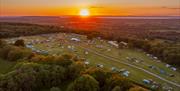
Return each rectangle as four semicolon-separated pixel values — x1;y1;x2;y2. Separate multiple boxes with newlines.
79;9;90;17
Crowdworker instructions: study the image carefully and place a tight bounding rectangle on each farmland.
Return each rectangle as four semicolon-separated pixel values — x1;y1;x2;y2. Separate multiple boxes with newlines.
3;33;180;91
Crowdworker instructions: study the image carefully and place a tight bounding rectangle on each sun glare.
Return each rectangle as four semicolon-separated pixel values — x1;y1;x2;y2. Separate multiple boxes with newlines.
79;9;90;17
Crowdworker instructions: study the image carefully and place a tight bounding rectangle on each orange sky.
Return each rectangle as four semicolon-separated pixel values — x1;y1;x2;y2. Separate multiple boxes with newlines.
1;0;180;16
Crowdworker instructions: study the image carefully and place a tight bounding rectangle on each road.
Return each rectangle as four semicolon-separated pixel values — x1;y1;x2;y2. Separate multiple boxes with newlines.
73;43;180;88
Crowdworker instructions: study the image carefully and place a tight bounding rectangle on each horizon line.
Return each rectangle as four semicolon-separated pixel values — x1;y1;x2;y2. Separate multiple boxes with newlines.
1;15;180;17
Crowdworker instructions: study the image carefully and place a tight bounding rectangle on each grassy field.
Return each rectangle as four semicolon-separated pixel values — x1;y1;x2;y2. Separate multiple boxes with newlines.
3;33;180;91
83;39;180;83
0;59;16;74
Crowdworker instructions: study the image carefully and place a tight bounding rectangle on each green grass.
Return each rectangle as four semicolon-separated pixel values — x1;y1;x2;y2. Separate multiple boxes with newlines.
0;59;16;74
82;39;180;83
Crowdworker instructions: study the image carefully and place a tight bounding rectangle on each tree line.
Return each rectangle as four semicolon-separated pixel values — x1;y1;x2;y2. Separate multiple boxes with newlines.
1;22;179;67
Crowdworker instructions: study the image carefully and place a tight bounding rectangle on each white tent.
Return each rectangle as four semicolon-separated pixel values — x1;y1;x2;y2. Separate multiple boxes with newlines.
108;41;119;48
120;41;128;46
84;61;89;65
85;51;89;55
71;38;80;42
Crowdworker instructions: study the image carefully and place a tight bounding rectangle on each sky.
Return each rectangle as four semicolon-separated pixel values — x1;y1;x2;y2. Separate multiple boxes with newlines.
0;0;180;16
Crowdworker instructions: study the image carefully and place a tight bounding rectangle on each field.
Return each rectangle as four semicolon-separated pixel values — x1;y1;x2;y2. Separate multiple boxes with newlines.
3;33;180;91
0;59;16;74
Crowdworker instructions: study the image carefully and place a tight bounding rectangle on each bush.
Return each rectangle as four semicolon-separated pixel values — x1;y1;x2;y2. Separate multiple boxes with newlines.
14;39;25;47
7;47;32;61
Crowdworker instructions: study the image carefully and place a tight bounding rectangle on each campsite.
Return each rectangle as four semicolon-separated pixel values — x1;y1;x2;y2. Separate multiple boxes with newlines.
3;33;180;91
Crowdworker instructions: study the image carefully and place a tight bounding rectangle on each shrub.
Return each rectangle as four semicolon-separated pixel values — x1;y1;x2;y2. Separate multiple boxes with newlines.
14;39;25;47
7;47;32;61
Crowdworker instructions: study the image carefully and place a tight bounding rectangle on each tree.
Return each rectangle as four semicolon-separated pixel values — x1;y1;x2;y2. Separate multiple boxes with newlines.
84;67;111;88
105;74;133;91
67;74;99;91
14;39;25;47
54;54;73;67
0;62;66;91
67;61;85;80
